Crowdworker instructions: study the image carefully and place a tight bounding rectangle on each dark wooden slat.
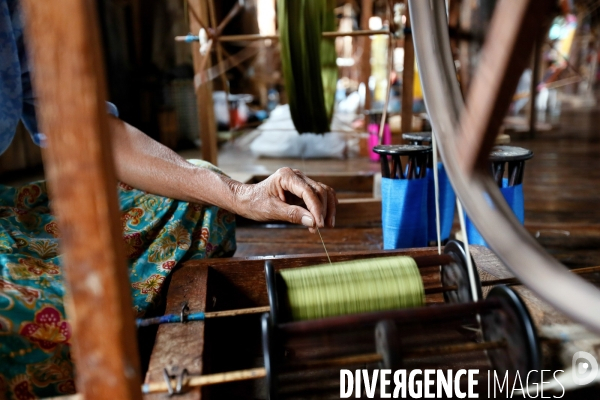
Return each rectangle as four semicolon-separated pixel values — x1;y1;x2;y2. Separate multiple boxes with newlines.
21;1;142;399
400;5;415;142
456;0;552;174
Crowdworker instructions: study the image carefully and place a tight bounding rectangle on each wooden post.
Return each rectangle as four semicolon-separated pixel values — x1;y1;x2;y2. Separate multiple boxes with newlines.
359;0;373;112
21;1;142;399
458;0;472;94
529;35;541;137
400;4;414;143
188;0;219;165
456;0;552;175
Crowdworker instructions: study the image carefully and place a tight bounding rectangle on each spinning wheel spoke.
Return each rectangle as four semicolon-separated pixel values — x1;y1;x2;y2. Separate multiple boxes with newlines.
409;0;600;332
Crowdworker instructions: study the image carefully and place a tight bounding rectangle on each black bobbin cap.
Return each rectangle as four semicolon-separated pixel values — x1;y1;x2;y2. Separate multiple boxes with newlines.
373;144;431;156
489;145;534;162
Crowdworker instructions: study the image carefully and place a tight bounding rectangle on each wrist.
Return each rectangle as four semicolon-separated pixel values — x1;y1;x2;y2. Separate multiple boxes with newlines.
187;167;244;213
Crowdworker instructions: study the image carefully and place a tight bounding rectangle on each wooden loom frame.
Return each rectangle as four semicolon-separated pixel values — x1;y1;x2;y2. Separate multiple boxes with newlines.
20;0;554;399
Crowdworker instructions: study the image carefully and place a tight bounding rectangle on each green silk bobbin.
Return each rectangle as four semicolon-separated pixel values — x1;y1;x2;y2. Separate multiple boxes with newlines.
278;0;337;134
279;256;426;321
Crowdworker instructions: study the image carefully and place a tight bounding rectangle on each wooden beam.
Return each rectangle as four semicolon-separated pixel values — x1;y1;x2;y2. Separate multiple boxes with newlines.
21;1;142;399
456;0;552;175
188;0;219;165
458;0;472;94
359;0;373;111
400;4;414;143
144;267;208;400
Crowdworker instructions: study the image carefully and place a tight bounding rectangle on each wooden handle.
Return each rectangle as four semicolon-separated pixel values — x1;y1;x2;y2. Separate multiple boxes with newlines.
142;368;266;394
176;29;391;43
204;306;270;318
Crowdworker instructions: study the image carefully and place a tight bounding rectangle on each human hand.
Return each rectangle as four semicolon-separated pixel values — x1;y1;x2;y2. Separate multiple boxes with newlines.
231;167;337;232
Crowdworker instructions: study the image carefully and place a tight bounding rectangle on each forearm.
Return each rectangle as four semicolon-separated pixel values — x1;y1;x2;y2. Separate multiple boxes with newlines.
108;117;240;212
108;117;336;228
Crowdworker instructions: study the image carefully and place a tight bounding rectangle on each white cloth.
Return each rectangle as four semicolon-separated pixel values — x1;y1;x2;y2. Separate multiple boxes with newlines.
249;105;347;159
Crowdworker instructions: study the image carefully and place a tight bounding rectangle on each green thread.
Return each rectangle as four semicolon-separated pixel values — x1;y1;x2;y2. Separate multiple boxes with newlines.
278;0;337;134
279;256;425;320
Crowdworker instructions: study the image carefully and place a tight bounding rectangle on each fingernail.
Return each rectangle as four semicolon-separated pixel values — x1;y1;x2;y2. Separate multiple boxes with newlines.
301;215;314;228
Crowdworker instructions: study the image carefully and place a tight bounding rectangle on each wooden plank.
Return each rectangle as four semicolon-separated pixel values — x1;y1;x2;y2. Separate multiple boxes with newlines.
400;4;414;143
337;198;381;226
235;227;382;244
188;0;218;165
21;1;142;399
144;267;209;400
456;0;552;174
234;227;383;258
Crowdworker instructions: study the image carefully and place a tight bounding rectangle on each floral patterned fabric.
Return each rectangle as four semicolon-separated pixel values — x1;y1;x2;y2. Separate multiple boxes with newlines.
0;160;237;399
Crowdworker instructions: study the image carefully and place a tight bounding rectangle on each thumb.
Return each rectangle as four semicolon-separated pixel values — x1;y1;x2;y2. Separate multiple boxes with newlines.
279;204;315;228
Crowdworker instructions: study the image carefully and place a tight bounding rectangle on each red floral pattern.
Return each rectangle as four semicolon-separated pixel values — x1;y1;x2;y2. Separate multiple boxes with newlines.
15;185;41;209
161;261;176;271
19;307;71;351
10;376;36;400
0;279;40;308
19;258;60;276
44;221;60;238
0;165;236;398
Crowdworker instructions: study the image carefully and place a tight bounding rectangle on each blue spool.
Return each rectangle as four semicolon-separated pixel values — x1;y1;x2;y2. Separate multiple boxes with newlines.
465;180;525;247
465;146;533;247
374;145;431;250
402;132;456;243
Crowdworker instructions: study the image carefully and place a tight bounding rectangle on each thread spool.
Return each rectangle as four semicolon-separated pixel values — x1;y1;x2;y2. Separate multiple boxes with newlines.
261;285;541;400
280;256;425;321
267;240;482;325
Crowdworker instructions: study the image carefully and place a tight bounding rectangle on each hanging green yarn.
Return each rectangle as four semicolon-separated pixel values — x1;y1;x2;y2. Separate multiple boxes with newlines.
278;0;337;134
279;257;425;321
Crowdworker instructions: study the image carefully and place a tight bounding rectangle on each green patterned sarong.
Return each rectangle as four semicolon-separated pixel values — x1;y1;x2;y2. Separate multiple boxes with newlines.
0;160;236;399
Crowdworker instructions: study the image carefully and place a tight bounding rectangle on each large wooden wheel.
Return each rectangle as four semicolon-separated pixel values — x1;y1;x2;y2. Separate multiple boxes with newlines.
408;0;600;332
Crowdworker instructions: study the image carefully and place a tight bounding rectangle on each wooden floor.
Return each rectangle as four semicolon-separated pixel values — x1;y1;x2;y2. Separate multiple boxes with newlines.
180;107;600;268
